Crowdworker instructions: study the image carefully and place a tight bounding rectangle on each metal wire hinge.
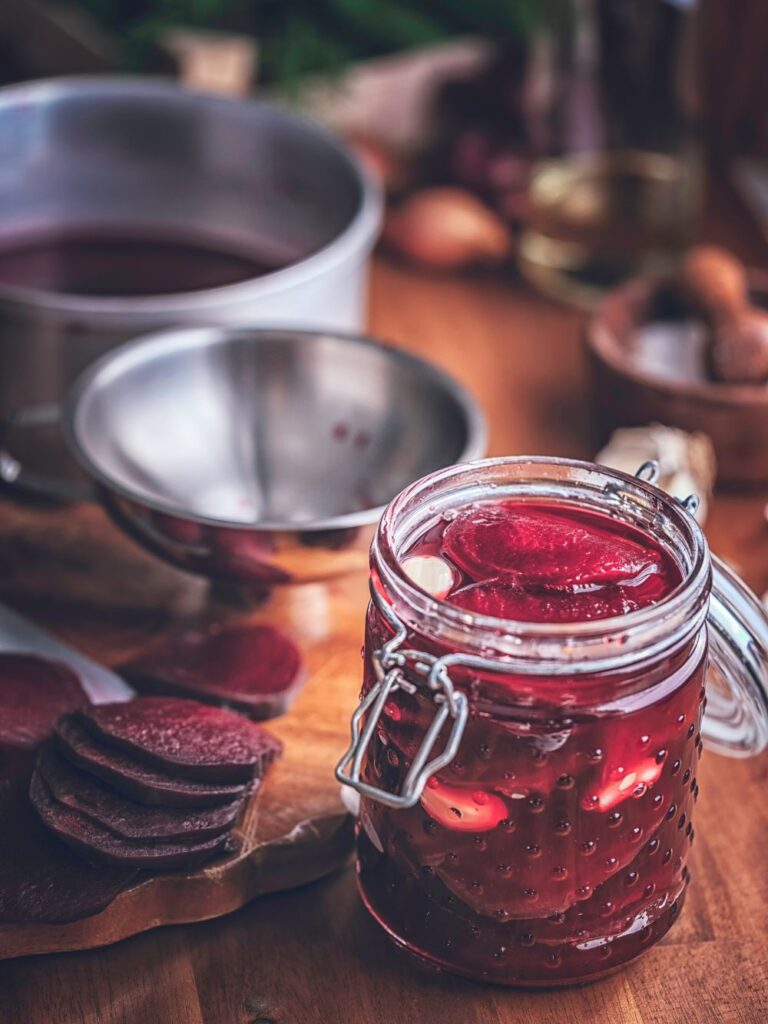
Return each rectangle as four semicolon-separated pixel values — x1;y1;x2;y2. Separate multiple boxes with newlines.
633;460;699;515
335;582;469;810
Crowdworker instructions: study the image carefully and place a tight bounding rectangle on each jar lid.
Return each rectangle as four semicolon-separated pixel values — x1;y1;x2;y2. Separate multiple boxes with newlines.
704;556;768;756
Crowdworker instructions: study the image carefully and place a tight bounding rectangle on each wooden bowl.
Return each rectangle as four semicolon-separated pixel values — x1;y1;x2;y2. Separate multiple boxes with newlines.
586;274;768;487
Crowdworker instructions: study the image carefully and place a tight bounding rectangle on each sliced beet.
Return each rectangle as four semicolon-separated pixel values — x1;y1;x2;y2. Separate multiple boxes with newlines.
122;622;305;719
36;744;248;841
56;716;246;808
0;653;89;753
442;502;664;588
77;697;283;783
30;772;233;870
450;580;650;623
209;528;291;584
0;776;138;924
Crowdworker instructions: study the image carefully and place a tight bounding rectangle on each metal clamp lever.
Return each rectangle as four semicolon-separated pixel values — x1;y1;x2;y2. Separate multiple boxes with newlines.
335;581;469;810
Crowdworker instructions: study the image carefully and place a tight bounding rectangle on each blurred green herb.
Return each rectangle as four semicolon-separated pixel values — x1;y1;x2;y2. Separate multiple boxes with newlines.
74;0;571;89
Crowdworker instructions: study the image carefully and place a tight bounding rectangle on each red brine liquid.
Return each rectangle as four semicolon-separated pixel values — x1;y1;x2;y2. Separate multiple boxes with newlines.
357;500;705;985
0;230;278;297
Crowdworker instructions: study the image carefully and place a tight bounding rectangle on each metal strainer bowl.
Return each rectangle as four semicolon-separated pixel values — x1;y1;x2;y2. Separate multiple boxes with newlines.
1;328;486;583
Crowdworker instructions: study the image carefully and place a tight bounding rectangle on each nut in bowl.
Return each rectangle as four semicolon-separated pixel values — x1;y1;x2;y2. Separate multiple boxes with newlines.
0;328;486;585
587;248;768;486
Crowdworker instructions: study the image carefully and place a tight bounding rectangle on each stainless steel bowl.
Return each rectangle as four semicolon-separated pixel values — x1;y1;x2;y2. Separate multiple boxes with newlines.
0;77;382;416
1;328;486;583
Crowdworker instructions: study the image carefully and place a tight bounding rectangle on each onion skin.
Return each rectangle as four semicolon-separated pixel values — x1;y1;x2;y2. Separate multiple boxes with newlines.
383;187;512;270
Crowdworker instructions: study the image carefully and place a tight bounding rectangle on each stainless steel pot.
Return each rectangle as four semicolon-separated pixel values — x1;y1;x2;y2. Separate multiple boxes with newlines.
0;77;382;415
0;328;487;585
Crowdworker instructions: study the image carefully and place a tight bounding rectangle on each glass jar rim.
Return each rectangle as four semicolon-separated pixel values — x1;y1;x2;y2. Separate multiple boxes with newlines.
373;456;711;674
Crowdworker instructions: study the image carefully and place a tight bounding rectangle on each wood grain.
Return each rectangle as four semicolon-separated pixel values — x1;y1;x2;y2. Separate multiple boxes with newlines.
1;190;767;1021
0;560;369;960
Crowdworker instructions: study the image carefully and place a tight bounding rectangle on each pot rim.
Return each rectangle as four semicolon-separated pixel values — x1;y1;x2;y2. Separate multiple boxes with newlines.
0;75;383;318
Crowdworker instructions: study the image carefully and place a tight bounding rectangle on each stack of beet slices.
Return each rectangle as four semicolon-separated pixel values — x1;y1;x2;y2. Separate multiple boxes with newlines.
30;696;282;872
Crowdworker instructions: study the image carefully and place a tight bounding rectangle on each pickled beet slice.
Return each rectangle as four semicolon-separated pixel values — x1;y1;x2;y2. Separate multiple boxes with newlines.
397;775;672;919
30;772;232;870
78;697;283;783
56;716;247;808
0;653;89;754
442;503;665;588
450;580;648;623
373;693;689;919
122;623;305;719
36;744;247;841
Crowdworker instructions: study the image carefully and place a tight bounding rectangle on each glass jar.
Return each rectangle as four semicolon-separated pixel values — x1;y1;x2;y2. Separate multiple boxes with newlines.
518;0;702;307
337;457;768;986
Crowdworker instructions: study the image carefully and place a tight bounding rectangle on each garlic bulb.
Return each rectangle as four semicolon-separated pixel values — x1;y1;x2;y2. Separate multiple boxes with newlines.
596;424;716;523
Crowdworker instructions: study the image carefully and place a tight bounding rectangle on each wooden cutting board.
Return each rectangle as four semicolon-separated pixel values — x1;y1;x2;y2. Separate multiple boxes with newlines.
0;500;369;960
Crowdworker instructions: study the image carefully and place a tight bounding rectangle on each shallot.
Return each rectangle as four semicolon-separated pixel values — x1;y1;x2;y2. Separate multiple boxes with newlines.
384;187;511;270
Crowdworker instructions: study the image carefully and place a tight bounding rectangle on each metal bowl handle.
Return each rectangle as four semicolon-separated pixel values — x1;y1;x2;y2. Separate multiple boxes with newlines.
0;404;95;503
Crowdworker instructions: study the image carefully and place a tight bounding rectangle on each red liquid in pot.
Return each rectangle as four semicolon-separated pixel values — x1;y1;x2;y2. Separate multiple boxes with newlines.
0;230;278;297
358;501;705;984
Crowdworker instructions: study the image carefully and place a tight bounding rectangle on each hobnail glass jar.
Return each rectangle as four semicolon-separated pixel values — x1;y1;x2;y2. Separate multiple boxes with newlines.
337;457;768;986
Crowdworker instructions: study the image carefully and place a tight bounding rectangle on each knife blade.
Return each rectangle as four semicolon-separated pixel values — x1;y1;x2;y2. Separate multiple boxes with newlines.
0;602;133;703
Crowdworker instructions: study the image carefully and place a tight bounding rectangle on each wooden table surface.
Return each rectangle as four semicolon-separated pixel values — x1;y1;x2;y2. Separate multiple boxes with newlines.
2;192;768;1023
